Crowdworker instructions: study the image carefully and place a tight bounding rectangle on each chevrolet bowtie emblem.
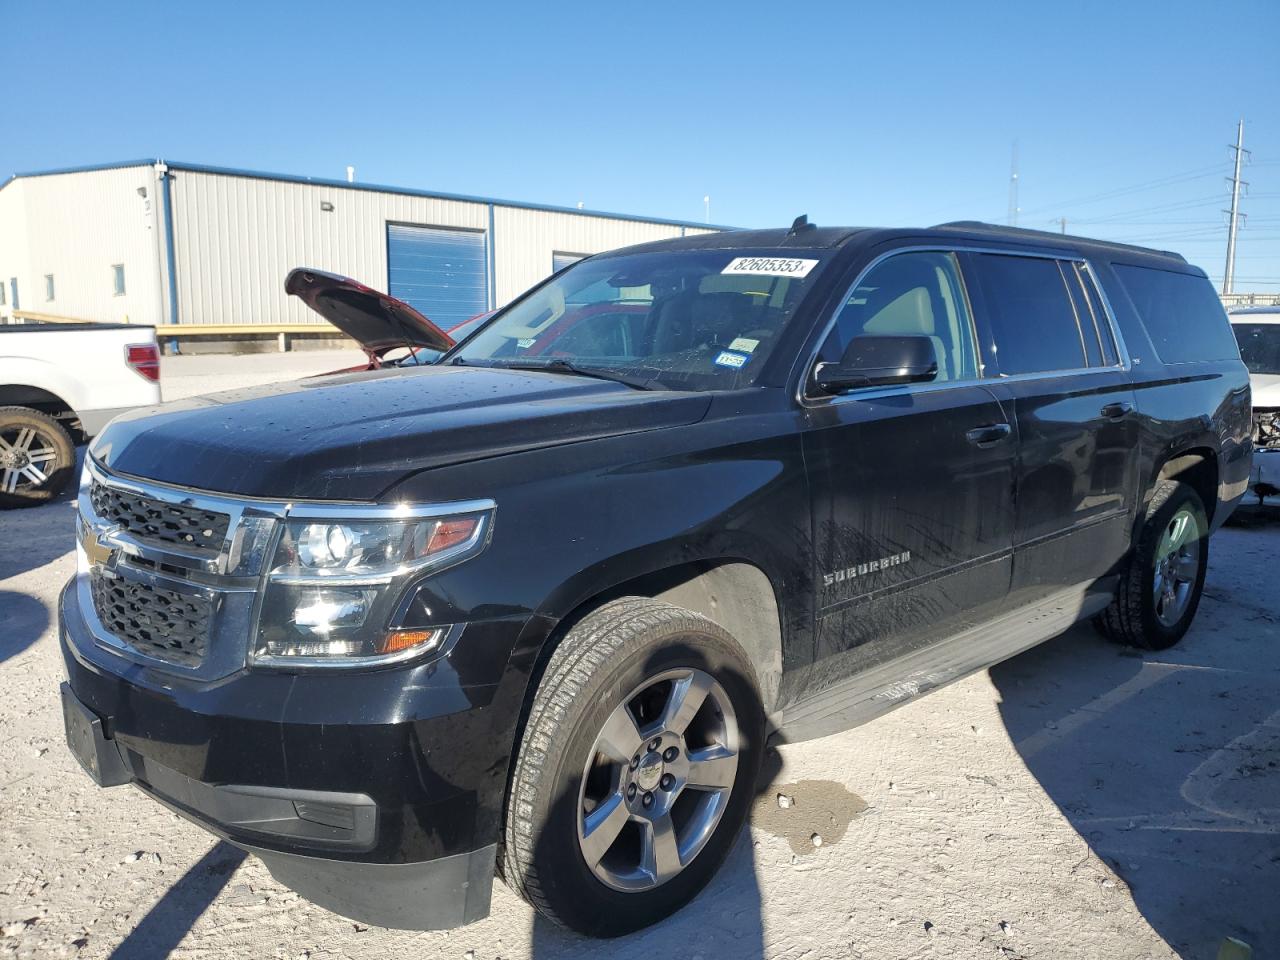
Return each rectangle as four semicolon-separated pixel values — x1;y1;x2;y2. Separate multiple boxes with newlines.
80;525;115;568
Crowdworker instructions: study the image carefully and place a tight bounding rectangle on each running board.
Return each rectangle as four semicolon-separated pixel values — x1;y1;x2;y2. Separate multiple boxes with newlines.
774;583;1111;744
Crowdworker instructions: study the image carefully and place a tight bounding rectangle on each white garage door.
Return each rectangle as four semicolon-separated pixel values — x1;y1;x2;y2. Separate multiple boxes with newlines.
386;224;488;331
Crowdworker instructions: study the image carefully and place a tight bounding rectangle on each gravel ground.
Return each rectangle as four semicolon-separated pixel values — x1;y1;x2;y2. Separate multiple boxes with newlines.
2;352;1277;960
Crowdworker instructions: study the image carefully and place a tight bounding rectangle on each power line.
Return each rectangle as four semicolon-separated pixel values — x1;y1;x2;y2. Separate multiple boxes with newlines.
1071;195;1225;223
1017;162;1232;219
1146;234;1280;244
1087;221;1224;228
1104;225;1228;241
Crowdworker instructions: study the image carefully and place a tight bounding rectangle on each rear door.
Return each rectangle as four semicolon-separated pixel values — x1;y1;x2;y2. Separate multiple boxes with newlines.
962;251;1140;607
801;249;1016;684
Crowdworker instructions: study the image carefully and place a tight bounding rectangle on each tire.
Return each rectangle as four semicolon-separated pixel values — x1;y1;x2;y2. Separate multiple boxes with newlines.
0;406;76;509
1095;479;1209;650
503;597;765;937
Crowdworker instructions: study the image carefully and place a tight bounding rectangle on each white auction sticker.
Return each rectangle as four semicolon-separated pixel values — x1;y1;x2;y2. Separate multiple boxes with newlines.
728;337;759;353
714;350;748;369
722;256;819;278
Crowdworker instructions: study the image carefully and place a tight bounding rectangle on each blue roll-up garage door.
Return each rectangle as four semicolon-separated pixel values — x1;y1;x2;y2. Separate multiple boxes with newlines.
386;224;488;331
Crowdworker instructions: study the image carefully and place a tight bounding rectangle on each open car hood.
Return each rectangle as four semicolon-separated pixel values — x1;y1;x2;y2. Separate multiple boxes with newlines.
285;268;455;355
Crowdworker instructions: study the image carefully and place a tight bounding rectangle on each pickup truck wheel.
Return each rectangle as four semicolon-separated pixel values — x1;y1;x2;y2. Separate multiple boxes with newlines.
1095;479;1208;650
0;406;76;508
503;597;764;937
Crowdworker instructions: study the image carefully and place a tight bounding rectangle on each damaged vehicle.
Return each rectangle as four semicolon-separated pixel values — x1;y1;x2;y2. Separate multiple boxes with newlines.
1229;306;1280;502
285;268;490;373
60;220;1251;936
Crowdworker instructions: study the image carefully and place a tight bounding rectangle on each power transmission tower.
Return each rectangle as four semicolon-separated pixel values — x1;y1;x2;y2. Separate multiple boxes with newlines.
1008;142;1020;226
1223;119;1249;294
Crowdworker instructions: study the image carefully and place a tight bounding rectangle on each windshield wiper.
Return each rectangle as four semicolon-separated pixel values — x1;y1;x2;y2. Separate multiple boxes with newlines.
482;358;658;391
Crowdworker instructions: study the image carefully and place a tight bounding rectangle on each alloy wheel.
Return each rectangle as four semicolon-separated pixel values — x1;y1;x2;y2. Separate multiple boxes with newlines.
1152;505;1202;628
576;667;739;892
0;426;60;494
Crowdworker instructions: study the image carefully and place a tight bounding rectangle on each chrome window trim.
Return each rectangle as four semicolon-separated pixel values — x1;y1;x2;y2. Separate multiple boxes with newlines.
1054;260;1095;367
1064;261;1110;366
1079;260;1135;368
797;244;1134;409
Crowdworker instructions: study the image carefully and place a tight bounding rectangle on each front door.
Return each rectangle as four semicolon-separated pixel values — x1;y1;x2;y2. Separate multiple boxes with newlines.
801;249;1016;694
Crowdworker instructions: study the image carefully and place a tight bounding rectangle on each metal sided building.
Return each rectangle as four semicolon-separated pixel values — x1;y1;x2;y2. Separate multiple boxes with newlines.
0;160;721;343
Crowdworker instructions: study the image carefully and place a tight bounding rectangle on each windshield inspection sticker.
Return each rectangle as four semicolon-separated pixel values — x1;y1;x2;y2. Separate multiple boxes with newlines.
714;350;749;369
728;337;759;353
516;337;536;349
722;256;819;278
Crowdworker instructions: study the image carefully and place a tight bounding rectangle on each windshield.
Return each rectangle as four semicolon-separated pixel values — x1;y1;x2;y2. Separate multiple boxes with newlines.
1232;322;1280;375
451;248;833;390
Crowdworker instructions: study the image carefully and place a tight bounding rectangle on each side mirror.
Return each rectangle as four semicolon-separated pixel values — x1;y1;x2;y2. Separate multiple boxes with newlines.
814;335;938;394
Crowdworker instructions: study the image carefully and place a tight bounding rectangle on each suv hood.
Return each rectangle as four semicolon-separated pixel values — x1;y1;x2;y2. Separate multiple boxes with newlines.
285;268;455;355
92;366;712;500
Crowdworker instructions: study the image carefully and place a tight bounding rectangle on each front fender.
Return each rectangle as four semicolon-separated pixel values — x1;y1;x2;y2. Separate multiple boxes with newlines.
388;409;815;680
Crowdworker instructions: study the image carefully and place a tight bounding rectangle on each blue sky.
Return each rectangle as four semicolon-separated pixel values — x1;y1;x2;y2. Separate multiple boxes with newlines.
7;0;1279;290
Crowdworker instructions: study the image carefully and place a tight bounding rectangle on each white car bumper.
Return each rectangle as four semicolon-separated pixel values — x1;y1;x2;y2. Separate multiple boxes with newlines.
1252;446;1280;495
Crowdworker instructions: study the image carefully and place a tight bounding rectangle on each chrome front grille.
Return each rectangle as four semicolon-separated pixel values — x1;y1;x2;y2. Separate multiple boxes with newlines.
89;479;230;557
89;571;213;668
76;460;279;678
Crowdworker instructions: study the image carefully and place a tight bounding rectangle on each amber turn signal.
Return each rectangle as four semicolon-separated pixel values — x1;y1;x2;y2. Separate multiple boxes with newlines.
427;518;480;554
377;628;444;655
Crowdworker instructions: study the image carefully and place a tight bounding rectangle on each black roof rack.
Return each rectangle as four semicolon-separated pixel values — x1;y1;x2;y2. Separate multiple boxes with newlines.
930;220;1185;261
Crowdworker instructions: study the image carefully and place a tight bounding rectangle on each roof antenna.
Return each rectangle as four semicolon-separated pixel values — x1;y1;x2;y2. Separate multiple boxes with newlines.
788;214;815;236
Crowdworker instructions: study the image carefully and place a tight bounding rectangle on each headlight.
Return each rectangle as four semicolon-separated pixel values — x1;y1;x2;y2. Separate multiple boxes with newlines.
253;508;492;666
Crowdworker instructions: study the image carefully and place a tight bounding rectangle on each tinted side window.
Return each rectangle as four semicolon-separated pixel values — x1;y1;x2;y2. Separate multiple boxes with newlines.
820;251;979;383
1112;264;1238;364
968;254;1086;376
1230;322;1280;375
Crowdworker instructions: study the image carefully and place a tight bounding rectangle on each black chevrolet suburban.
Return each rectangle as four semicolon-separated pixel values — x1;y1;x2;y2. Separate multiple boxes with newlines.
60;221;1252;936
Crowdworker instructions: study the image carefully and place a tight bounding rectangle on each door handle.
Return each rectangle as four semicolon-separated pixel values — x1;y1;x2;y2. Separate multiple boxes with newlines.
965;423;1012;446
1101;401;1133;420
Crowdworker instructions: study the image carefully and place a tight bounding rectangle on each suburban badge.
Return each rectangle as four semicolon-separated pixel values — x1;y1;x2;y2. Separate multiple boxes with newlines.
824;551;911;587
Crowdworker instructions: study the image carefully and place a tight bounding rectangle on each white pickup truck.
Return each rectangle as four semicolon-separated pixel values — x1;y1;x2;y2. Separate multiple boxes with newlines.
0;323;161;507
1229;307;1280;502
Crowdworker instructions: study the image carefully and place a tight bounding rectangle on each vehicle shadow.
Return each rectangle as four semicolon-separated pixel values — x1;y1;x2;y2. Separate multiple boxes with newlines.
107;841;247;959
526;651;781;959
990;543;1280;958
0;590;48;664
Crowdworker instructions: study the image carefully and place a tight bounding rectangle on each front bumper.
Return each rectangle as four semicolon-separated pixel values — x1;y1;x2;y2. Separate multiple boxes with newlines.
59;581;533;929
